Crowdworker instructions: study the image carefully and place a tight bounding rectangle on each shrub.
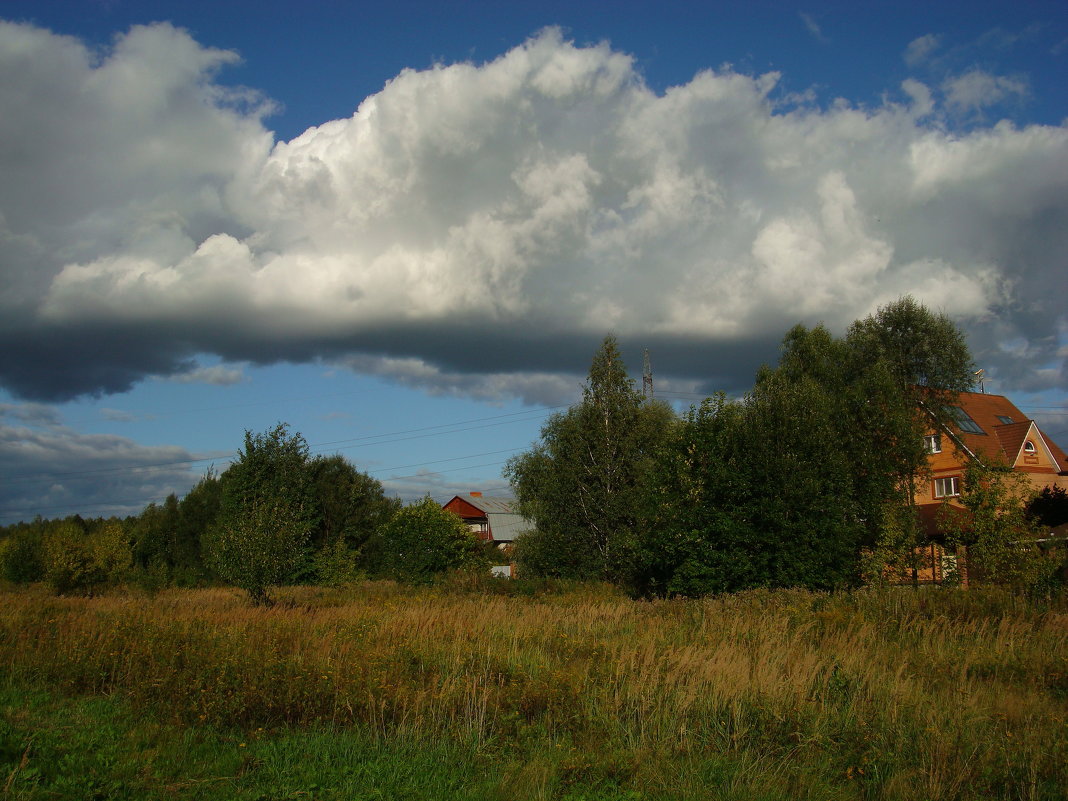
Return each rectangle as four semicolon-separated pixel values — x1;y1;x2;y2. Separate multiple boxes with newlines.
373;497;486;583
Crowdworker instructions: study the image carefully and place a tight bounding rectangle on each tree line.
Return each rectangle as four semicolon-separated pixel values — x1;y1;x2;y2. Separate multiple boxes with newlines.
507;297;1065;596
0;424;487;603
3;296;1065;602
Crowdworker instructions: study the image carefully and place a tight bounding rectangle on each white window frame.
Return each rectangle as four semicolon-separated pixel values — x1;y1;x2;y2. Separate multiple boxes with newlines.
924;434;942;454
1023;440;1036;453
934;476;960;499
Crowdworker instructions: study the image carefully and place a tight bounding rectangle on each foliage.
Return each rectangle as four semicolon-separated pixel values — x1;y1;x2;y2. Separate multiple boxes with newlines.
858;502;926;586
40;518;131;595
636;297;976;596
640;373;865;596
0;522;45;583
305;454;400;581
1027;485;1068;529
940;461;1061;594
312;536;364;588
204;423;315;605
507;335;673;582
372;497;486;583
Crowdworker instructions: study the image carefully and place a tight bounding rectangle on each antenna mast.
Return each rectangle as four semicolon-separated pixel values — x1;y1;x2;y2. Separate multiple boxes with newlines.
642;349;654;399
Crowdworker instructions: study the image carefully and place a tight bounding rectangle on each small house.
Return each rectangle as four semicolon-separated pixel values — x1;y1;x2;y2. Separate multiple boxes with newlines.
442;492;532;549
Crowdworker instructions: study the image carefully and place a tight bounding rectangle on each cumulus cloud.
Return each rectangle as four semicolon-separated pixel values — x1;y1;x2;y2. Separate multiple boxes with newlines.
0;403;209;523
1;22;1066;405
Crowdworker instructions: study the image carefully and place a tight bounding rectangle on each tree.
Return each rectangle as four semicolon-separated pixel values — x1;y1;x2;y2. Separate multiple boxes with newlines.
204;423;315;605
940;461;1059;594
372;497;486;583
0;521;45;584
40;517;130;595
307;454;400;557
639;370;865;597
845;297;976;566
1026;485;1068;529
639;297;976;597
506;336;674;582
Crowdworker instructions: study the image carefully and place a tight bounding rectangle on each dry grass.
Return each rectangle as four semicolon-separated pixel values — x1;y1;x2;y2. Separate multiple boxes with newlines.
1;580;1065;799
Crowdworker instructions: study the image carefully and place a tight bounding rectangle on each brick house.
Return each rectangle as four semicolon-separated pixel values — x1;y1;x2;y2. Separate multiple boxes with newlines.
907;390;1068;584
917;390;1068;519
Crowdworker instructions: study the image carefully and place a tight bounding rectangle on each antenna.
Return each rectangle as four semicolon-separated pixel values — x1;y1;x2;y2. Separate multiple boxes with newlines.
642;349;654;399
974;368;985;394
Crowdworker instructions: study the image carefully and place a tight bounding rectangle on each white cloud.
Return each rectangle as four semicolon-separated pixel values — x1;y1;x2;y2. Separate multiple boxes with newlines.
162;363;248;386
1;23;1066;403
904;34;941;68
942;70;1029;114
799;13;830;44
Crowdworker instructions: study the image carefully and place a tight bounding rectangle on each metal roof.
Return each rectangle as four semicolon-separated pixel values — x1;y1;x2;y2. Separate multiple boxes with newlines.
459;495;520;514
485;512;532;542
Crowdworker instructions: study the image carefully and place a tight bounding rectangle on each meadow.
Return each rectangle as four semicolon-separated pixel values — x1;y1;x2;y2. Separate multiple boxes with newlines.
1;580;1065;800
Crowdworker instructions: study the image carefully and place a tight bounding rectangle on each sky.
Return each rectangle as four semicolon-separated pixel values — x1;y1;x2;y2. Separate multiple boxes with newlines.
1;0;1066;525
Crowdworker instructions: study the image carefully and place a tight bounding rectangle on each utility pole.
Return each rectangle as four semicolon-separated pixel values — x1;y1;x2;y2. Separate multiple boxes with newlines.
642;349;653;399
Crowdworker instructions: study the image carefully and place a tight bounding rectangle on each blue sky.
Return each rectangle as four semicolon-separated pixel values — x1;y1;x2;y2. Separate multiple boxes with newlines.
1;0;1066;524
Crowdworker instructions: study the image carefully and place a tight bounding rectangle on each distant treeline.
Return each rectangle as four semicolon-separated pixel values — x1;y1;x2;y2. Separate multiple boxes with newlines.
0;428;491;602
4;297;1066;602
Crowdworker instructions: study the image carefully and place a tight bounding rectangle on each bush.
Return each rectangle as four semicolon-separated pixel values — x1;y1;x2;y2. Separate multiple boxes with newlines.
0;527;45;583
373;497;486;583
41;519;130;595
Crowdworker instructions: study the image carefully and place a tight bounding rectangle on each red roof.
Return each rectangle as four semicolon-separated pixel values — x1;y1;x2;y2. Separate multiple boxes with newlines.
940;391;1067;473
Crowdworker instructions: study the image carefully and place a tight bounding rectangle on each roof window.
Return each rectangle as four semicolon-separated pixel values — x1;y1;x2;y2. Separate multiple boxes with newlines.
996;415;1015;424
950;407;985;435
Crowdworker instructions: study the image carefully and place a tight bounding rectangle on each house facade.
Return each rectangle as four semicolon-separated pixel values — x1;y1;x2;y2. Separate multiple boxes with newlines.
442;492;532;548
916;390;1068;531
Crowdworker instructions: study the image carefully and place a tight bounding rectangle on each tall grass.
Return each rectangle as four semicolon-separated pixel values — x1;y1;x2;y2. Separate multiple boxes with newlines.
1;581;1065;799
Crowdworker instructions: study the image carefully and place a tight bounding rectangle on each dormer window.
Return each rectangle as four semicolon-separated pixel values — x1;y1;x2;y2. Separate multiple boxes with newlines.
924;434;942;454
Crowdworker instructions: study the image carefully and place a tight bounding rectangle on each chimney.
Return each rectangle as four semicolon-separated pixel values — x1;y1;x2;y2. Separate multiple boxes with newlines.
470;491;482;497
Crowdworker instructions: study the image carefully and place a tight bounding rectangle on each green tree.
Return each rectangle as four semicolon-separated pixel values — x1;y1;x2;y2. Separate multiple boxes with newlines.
640;370;865;597
640;297;976;597
1026;485;1068;529
506;336;674;582
204;423;315;605
41;518;130;595
0;521;45;584
844;298;976;574
373;497;485;583
940;461;1059;594
307;454;400;561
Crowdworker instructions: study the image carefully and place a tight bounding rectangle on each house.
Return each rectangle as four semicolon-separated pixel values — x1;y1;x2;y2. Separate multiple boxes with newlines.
910;390;1068;580
442;492;532;549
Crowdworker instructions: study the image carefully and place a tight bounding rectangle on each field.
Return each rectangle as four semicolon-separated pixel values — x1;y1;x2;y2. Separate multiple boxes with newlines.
1;580;1066;800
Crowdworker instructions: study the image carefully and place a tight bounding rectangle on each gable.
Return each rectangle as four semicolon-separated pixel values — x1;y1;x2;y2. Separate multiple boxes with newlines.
934;392;1063;470
443;496;487;519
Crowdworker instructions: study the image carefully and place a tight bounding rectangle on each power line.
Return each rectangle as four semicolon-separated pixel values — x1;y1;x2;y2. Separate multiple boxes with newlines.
1;406;558;487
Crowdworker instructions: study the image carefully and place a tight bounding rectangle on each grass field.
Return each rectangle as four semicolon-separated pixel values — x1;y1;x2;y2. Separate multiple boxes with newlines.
1;580;1066;800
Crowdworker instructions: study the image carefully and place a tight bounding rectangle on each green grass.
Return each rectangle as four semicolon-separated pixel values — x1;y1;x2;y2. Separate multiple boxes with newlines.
1;580;1066;800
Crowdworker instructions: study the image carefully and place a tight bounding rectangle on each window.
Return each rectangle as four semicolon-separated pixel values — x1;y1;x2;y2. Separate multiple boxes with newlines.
934;477;960;498
950;407;985;435
923;434;942;454
1023;440;1036;453
996;415;1015;425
